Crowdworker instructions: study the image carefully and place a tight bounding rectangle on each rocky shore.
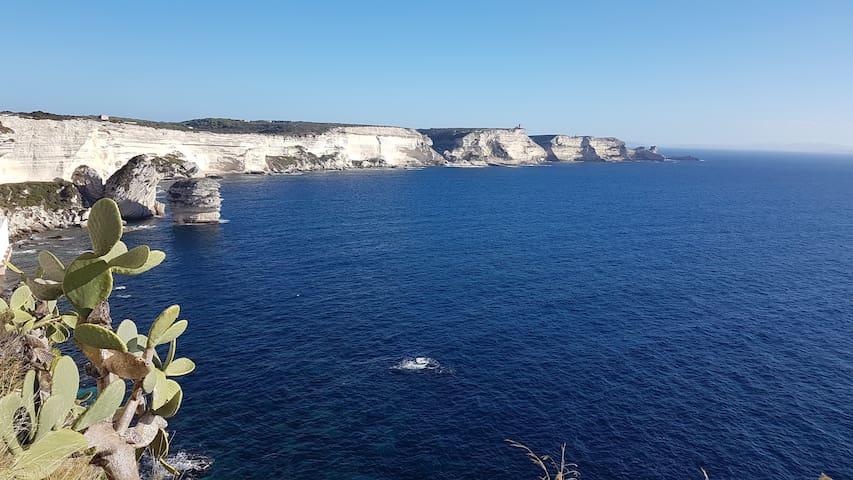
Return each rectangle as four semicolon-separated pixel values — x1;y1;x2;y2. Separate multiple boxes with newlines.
0;111;695;243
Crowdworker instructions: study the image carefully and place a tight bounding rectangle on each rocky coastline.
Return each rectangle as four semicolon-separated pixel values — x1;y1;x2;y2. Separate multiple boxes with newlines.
0;111;696;246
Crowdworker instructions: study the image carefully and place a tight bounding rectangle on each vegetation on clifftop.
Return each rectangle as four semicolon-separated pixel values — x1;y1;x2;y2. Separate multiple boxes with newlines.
2;110;369;136
0;181;81;210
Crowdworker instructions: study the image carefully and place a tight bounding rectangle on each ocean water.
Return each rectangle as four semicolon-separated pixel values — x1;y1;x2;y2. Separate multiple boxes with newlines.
7;150;853;479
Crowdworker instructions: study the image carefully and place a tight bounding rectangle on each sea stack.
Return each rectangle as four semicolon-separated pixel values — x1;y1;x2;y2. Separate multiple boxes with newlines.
167;178;221;224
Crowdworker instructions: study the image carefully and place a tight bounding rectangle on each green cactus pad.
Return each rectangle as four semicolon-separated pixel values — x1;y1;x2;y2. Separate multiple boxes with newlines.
114;249;166;276
153;380;183;418
115;319;138;344
4;260;23;275
37;250;65;282
62;255;113;313
12;309;33;325
164;358;195;377
0;392;23;454
34;396;71;441
127;334;148;356
164;339;177;368
46;323;70;343
108;245;150;270
9;429;89;480
157;320;188;346
143;369;164;394
9;285;34;310
87;198;123;257
103;352;151;379
21;371;36;440
59;314;77;328
152;378;181;411
72;379;125;432
100;240;128;263
26;277;64;302
50;356;80;411
33;357;79;440
74;324;128;353
148;305;180;348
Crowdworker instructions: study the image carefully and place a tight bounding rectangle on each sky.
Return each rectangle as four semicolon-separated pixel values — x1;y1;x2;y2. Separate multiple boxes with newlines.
2;0;852;150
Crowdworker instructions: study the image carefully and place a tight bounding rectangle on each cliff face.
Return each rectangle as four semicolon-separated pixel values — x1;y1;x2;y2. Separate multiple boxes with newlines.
423;128;547;166
0;114;444;182
532;135;666;162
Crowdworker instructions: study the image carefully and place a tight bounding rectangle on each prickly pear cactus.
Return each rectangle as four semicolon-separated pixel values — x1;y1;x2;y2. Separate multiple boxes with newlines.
1;198;194;479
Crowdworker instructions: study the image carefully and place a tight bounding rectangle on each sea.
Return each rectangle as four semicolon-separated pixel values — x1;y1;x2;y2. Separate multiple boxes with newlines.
5;150;853;479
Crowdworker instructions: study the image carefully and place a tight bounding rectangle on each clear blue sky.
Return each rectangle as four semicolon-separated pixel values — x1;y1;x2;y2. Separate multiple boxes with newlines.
2;1;852;149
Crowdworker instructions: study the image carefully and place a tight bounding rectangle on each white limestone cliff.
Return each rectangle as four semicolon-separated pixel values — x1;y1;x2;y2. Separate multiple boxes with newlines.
440;128;547;166
0;114;444;183
534;135;666;162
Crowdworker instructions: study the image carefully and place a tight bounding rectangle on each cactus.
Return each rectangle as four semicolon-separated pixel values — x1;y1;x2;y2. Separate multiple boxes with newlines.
86;197;123;256
163;358;195;377
8;429;89;480
0;199;194;479
74;324;128;353
72;379;125;432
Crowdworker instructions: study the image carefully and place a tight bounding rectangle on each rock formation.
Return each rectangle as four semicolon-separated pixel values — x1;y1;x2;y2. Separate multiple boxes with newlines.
0;180;89;238
424;128;546;166
167;178;221;224
629;146;666;161
71;164;105;207
532;135;667;162
103;155;164;220
0;114;445;182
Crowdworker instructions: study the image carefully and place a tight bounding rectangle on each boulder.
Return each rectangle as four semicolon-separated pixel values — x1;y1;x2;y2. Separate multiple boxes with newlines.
71;165;105;207
104;155;164;220
167;178;221;224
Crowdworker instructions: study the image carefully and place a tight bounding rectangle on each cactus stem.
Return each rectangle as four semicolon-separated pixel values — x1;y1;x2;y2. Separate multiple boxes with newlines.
115;346;155;434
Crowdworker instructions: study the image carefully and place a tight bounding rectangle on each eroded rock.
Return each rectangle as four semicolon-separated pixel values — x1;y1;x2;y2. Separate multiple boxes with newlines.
71;164;105;207
167;178;221;224
104;155;164;220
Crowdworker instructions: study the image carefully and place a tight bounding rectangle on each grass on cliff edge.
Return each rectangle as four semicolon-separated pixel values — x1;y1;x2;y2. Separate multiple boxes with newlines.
0;181;81;210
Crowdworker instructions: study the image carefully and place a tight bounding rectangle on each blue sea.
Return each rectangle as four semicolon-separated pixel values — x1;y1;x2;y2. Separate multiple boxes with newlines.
8;150;853;479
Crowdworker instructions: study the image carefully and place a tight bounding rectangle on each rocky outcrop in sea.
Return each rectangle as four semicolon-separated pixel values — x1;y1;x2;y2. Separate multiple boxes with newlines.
103;155;164;220
167;178;221;224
